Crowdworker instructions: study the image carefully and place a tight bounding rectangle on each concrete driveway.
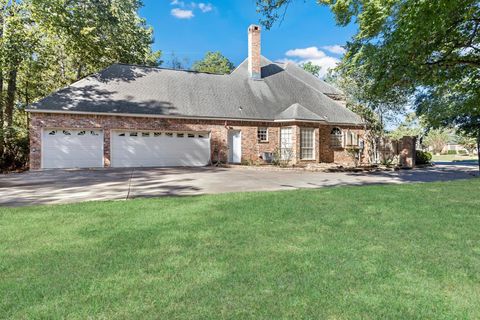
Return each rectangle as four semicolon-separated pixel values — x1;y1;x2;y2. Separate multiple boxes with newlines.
1;162;478;207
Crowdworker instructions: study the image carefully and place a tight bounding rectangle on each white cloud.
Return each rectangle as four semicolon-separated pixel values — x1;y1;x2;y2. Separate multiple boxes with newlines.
170;0;185;6
321;45;346;55
170;1;214;18
283;46;341;77
286;47;326;60
171;8;194;19
198;3;213;12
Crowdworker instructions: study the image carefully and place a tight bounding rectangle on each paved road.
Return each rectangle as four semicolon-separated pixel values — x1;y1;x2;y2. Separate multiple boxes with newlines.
1;163;478;207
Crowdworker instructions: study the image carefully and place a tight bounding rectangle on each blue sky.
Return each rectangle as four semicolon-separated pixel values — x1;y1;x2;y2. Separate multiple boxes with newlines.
140;0;357;77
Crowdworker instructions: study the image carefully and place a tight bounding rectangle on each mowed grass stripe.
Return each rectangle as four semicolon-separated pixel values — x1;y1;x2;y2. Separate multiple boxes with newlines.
1;179;479;319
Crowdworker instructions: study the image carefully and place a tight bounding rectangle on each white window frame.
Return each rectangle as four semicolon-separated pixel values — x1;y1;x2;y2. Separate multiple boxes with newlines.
300;128;315;160
330;127;343;148
257;127;268;142
280;127;294;161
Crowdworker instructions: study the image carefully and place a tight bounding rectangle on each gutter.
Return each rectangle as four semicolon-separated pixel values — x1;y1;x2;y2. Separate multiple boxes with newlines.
26;108;365;126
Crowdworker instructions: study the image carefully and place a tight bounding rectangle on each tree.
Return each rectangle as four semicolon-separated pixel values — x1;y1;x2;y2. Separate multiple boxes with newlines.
256;0;480;169
0;0;161;170
458;135;477;154
192;51;234;74
388;113;424;141
424;129;450;155
300;61;320;77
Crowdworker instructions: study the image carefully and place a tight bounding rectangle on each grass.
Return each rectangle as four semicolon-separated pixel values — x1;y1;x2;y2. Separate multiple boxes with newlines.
1;180;480;319
432;154;478;163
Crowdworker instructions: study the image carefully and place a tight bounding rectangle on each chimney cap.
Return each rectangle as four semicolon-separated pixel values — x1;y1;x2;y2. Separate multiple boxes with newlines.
248;24;261;32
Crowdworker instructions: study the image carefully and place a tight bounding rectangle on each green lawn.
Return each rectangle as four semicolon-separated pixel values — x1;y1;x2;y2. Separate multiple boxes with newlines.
1;180;480;319
432;154;478;163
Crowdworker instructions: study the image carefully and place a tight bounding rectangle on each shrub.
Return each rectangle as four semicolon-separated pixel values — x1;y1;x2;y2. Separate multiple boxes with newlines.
447;150;457;155
458;150;467;155
0;127;30;172
415;150;432;165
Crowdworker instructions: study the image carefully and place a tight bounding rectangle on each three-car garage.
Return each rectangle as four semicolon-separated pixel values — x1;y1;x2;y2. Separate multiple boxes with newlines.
41;129;211;169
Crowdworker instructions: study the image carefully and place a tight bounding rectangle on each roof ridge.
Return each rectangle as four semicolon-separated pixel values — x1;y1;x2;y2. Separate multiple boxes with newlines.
113;62;227;76
284;62;343;95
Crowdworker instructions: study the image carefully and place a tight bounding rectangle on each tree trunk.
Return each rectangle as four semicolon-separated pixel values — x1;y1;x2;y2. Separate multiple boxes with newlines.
0;13;4;160
5;68;17;127
0;70;4;160
477;131;480;173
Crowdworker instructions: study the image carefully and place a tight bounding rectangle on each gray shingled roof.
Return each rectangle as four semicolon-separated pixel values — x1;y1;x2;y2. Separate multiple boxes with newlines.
275;103;324;121
27;56;362;125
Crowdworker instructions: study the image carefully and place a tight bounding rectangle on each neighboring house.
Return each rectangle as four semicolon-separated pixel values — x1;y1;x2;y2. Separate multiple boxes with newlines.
26;25;365;170
441;143;469;154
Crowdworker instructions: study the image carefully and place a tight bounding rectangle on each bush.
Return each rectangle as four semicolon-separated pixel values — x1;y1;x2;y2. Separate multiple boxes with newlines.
447;150;457;155
458;150;467;155
0;126;29;172
415;150;432;165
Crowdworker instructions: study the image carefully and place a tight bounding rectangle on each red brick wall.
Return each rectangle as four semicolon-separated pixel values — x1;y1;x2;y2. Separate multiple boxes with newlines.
29;113;366;169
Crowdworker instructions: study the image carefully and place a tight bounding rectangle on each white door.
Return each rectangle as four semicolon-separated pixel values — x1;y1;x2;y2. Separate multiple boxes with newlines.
111;131;211;167
42;129;104;169
280;127;293;161
228;131;242;163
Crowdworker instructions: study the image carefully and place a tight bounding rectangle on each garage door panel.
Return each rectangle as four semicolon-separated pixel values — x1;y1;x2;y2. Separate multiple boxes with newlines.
42;130;104;169
111;131;210;167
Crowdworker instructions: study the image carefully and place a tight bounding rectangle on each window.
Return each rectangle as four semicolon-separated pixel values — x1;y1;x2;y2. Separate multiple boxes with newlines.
78;131;86;136
257;127;268;142
177;133;184;138
129;132;138;137
63;130;72;136
198;134;206;138
187;133;195;138
48;130;56;136
330;127;343;148
142;132;150;137
90;131;99;136
118;132;126;137
280;127;293;161
165;132;173;137
345;131;359;147
301;128;315;160
154;132;162;137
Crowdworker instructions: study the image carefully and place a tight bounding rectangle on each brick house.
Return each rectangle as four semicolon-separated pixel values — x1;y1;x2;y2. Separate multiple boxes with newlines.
26;25;366;170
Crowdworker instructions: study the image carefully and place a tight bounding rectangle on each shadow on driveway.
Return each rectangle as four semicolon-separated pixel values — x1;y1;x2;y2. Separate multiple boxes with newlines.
0;164;478;207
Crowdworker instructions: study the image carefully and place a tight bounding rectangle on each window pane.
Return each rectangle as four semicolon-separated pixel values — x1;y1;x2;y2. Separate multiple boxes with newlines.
257;127;268;141
301;128;314;160
280;128;293;160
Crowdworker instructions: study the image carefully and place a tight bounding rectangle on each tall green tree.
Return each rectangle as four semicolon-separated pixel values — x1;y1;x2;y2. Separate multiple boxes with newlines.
0;0;161;170
192;51;234;74
256;0;480;169
300;61;321;77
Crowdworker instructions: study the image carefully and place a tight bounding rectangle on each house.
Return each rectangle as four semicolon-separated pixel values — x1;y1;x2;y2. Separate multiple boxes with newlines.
26;25;366;169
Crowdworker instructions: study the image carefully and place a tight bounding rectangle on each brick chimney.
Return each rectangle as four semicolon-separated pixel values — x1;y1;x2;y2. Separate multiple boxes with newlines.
248;24;261;80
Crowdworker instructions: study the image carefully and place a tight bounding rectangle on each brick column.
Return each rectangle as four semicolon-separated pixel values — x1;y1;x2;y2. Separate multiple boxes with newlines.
399;136;416;168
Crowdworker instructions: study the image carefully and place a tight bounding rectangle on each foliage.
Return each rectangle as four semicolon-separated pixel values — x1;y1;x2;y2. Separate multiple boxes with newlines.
300;61;321;77
255;0;480;167
0;0;160;171
424;128;450;154
458;135;477;154
388;113;425;140
345;147;360;167
192;51;235;74
272;146;293;167
446;150;457;155
415;150;432;165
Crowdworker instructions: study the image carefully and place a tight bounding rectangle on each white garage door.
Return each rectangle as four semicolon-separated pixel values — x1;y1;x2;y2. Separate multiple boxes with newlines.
111;131;211;167
42;129;104;169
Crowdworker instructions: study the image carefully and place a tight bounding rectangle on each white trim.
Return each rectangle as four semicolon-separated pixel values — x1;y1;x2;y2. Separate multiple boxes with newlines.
26;109;365;126
300;127;316;160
